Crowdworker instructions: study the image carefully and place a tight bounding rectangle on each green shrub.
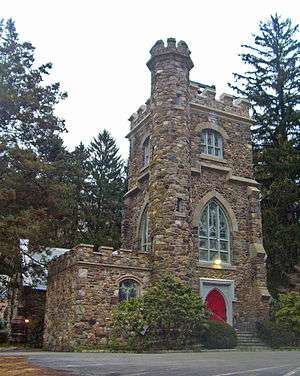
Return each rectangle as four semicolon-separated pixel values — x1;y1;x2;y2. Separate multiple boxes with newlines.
111;275;209;351
275;292;300;336
256;320;296;348
200;321;237;349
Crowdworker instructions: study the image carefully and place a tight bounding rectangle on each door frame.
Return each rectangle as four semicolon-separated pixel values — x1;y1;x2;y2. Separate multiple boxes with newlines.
199;278;235;326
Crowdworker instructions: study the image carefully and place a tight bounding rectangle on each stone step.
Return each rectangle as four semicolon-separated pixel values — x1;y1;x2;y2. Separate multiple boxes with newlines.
236;331;269;349
238;346;271;351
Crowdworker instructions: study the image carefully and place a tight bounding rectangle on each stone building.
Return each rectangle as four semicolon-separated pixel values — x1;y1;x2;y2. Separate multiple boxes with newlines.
44;38;269;351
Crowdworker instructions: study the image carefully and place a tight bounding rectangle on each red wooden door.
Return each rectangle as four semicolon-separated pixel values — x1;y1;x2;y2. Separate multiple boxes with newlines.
206;289;227;322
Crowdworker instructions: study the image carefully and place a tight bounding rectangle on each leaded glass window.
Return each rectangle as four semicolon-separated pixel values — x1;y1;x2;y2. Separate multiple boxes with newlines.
199;201;230;263
200;129;223;158
119;279;140;302
140;204;150;252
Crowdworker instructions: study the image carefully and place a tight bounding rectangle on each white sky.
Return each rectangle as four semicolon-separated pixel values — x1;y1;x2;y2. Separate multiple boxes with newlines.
2;0;300;159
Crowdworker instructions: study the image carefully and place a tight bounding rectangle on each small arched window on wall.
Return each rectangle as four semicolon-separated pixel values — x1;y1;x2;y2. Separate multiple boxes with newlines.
139;204;150;252
198;200;230;264
143;137;151;167
119;279;140;302
200;129;223;158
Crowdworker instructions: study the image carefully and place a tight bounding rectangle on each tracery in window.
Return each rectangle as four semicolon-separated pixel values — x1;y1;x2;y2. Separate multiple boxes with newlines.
143;137;151;166
140;204;150;252
200;129;223;158
118;279;140;302
198;200;230;263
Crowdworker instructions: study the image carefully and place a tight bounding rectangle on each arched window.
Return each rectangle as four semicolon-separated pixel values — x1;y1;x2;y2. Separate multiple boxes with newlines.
139;204;150;252
142;137;151;166
119;279;140;302
200;129;223;158
198;200;230;263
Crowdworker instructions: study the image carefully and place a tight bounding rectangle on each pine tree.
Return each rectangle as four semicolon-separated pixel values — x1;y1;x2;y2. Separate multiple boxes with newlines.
230;14;300;296
0;19;66;149
0;19;69;287
64;142;90;245
82;130;125;248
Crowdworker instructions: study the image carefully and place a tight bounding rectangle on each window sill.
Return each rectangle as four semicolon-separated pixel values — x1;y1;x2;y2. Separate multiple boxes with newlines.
140;165;149;174
138;169;149;182
200;154;227;164
198;262;237;271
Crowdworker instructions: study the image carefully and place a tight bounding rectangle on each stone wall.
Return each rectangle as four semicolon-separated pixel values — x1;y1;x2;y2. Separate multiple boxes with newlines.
121;38;269;327
44;245;150;351
44;38;269;350
0;299;8;321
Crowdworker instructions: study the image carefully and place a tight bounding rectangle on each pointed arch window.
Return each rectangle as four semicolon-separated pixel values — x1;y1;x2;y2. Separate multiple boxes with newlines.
119;279;140;302
200;129;223;158
198;200;230;263
143;137;151;167
140;204;150;252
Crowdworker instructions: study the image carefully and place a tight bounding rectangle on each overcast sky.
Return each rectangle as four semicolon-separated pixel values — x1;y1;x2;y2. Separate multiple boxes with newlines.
2;0;300;159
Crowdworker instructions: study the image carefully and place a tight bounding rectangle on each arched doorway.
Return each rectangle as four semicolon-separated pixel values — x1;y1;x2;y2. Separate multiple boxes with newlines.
206;289;227;323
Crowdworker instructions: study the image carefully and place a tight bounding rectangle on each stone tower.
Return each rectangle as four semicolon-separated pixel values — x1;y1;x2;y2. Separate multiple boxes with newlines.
44;38;270;351
147;39;193;280
122;37;269;328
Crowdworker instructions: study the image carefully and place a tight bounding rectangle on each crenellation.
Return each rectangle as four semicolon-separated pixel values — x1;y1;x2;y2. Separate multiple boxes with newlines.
128;99;151;131
219;93;235;106
44;38;269;351
199;87;216;100
191;87;250;117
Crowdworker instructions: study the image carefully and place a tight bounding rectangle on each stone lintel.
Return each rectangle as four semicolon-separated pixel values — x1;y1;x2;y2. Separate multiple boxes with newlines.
247;186;260;196
191;167;201;175
190;102;252;124
227;173;259;186
199;154;228;164
124;185;140;197
138;170;149;182
192;165;259;188
200;162;231;173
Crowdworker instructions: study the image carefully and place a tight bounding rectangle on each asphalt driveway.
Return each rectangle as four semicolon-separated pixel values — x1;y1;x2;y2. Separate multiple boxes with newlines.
1;350;300;376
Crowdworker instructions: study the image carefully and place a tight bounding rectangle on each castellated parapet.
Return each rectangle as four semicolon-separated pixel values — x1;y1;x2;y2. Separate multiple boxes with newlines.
44;38;269;351
44;245;151;350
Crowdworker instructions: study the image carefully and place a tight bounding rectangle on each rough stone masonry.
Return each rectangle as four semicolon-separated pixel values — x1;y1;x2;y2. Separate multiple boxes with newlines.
43;38;270;351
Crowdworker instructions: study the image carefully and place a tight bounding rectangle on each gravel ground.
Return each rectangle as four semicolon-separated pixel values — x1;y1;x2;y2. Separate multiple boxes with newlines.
0;356;71;376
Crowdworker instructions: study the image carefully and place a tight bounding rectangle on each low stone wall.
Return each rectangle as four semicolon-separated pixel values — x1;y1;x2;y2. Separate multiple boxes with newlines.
44;245;151;351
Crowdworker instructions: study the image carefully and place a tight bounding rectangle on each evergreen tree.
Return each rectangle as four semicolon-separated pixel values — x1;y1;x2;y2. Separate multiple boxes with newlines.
0;19;69;287
63;142;90;245
230;14;300;296
82;130;125;248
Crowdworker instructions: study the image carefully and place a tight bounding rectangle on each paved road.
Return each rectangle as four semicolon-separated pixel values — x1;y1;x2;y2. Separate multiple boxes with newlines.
1;351;300;376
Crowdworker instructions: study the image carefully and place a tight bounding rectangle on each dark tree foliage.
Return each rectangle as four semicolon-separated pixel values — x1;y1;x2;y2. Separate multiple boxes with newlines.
82;130;126;248
0;19;66;149
230;14;300;296
0;19;69;288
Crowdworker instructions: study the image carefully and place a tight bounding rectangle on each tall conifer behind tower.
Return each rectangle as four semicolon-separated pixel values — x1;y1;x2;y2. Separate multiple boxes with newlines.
230;14;300;295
